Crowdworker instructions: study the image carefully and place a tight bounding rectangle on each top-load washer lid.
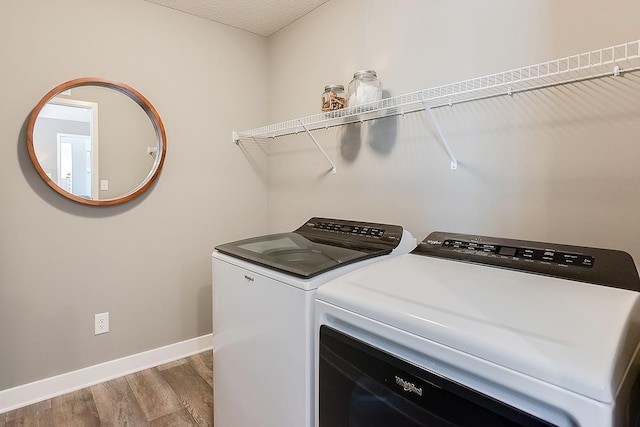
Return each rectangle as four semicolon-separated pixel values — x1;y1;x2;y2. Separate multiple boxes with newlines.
214;217;412;278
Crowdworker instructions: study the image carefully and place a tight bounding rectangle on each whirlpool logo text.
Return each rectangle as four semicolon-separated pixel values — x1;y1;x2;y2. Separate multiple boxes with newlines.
395;376;423;397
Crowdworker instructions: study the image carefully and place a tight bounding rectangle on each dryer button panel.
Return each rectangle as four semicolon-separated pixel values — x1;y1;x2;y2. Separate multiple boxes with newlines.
415;231;640;292
442;239;595;268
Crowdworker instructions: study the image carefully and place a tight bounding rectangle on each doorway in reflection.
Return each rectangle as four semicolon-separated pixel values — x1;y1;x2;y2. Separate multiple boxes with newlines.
35;99;99;200
57;134;93;198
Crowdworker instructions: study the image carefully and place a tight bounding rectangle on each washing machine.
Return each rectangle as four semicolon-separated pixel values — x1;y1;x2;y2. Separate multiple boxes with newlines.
315;231;640;426
212;217;416;427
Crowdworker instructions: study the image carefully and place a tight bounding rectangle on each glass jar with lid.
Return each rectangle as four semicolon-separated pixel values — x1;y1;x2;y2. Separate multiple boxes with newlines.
322;84;346;111
347;70;383;107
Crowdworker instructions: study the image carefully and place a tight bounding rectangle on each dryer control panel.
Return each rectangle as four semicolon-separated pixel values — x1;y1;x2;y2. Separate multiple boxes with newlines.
414;231;640;292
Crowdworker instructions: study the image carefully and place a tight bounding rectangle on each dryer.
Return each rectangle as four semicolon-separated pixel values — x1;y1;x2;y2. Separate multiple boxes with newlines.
212;217;416;427
315;232;640;426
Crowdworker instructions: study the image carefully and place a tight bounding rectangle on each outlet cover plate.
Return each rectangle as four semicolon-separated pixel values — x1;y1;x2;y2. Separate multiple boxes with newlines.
95;312;109;335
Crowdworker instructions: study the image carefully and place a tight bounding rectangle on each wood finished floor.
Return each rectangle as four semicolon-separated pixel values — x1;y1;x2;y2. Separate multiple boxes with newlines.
0;350;213;426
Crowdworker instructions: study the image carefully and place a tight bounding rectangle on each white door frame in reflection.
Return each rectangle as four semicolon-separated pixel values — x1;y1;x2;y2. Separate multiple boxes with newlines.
37;98;99;200
57;133;92;198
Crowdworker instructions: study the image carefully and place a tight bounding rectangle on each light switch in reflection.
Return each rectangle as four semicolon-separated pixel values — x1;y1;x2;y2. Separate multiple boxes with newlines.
100;180;109;191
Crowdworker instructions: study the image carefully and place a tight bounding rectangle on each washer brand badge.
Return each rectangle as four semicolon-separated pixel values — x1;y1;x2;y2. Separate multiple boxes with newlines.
395;376;423;396
426;239;442;246
244;275;254;282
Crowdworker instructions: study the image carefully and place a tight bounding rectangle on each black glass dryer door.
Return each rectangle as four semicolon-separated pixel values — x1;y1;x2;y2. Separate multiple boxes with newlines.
215;232;391;278
319;326;557;427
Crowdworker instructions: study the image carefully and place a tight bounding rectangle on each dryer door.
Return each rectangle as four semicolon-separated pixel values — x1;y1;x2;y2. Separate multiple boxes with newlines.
318;326;556;427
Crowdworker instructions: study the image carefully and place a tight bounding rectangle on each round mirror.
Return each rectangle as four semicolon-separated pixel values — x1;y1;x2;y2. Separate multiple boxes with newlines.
27;77;167;206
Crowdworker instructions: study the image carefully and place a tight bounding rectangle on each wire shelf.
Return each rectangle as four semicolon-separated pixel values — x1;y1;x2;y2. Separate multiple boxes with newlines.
233;39;640;143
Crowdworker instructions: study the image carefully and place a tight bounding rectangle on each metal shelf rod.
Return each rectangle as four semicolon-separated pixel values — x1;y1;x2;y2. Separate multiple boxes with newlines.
298;120;337;174
420;99;457;170
426;64;640;110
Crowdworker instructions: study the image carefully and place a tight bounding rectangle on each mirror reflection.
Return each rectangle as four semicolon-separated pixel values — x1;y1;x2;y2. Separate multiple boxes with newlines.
27;78;166;206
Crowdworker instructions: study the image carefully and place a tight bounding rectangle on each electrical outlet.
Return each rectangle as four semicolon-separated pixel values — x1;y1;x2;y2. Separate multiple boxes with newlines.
95;312;109;335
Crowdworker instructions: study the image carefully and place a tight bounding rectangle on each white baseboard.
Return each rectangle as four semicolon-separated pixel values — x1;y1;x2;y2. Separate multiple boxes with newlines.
0;334;213;414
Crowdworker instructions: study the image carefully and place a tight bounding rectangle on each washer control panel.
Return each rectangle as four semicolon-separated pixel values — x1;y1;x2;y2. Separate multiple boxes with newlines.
415;231;640;292
312;220;386;238
297;217;405;248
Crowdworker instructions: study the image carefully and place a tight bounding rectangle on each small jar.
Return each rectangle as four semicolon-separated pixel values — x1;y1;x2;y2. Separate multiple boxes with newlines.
322;84;346;111
347;70;383;107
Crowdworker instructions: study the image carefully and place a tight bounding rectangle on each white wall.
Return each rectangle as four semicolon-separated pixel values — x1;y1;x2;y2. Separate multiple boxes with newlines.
0;0;268;390
265;0;640;262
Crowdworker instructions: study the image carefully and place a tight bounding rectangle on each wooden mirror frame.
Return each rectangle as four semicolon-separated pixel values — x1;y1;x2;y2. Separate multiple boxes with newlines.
27;77;167;206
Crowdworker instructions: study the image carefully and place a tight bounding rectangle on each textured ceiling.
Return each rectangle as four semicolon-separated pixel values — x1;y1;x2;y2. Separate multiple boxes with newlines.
144;0;329;36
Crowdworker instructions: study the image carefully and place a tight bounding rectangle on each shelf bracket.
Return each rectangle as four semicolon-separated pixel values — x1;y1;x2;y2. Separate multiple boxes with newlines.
420;99;458;170
298;120;337;174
